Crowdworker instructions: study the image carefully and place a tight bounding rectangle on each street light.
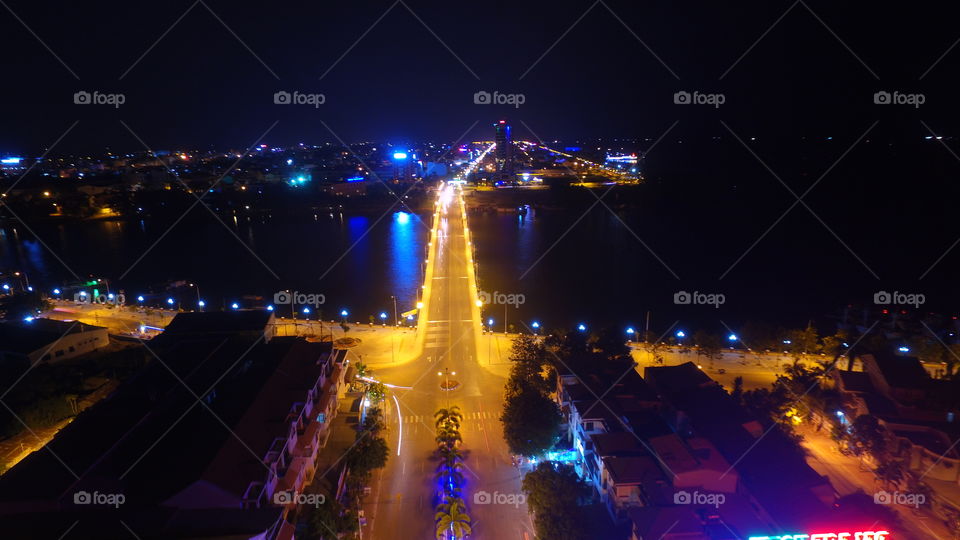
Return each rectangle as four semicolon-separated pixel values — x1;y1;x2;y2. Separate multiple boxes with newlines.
137;295;144;303
676;330;686;338
577;323;586;332
626;327;635;343
198;300;205;310
231;303;240;310
266;305;275;311
532;321;540;334
53;288;61;295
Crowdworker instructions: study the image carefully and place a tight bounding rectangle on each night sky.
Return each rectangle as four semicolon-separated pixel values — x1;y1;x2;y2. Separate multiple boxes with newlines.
3;1;960;154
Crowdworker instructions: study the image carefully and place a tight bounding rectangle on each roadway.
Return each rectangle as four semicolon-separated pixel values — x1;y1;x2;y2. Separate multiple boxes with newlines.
363;184;533;539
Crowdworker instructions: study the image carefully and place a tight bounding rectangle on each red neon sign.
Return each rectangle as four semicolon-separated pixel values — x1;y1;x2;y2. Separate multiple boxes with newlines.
748;532;890;540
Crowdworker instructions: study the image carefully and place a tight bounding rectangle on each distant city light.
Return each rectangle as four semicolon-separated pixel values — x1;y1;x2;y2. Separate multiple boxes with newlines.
137;295;144;302
286;158;293;165
53;288;61;295
898;346;910;353
393;152;408;160
532;321;540;329
626;327;635;334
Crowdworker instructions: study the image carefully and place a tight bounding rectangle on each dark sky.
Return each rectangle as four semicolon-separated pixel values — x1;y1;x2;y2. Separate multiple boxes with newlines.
2;0;959;154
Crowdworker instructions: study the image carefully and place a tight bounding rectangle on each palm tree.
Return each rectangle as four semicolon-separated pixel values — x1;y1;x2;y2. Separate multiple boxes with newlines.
435;406;464;431
435;497;472;540
437;446;463;468
436;426;462;448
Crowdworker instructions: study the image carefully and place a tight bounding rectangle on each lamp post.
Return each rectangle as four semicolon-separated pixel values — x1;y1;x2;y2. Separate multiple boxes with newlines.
391;295;398;327
437;368;456;408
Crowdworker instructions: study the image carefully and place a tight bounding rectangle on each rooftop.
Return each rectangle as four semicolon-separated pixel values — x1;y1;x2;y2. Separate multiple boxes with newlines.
0;318;105;355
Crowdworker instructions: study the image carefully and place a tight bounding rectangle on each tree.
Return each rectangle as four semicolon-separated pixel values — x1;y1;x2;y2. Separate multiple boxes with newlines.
436;425;462;449
508;335;552;395
501;387;561;457
366;382;386;405
522;462;591;540
435;496;472;539
694;331;723;367
434;406;464;431
875;459;907;491
437;445;463;469
850;414;887;460
301;496;358;539
731;376;744;403
347;435;389;476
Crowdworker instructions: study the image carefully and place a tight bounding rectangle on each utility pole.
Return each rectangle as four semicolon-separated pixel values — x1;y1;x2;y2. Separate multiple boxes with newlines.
644;311;651;344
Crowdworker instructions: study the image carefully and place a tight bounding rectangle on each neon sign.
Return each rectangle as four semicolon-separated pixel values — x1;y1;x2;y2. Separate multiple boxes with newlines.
749;532;889;540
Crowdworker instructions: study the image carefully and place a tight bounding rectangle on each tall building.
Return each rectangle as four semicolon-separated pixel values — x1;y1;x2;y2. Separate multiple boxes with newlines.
494;120;513;182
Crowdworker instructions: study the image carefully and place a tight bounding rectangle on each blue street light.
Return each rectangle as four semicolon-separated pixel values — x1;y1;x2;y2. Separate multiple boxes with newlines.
728;333;737;342
577;323;587;332
166;298;174;305
53;288;61;295
341;309;348;317
676;330;686;338
898;346;910;353
380;312;388;320
532;321;540;329
393;152;408;160
198;300;205;308
2;284;9;291
266;305;274;311
626;327;635;335
487;318;494;326
303;307;311;314
137;295;144;302
231;303;240;309
108;293;115;300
